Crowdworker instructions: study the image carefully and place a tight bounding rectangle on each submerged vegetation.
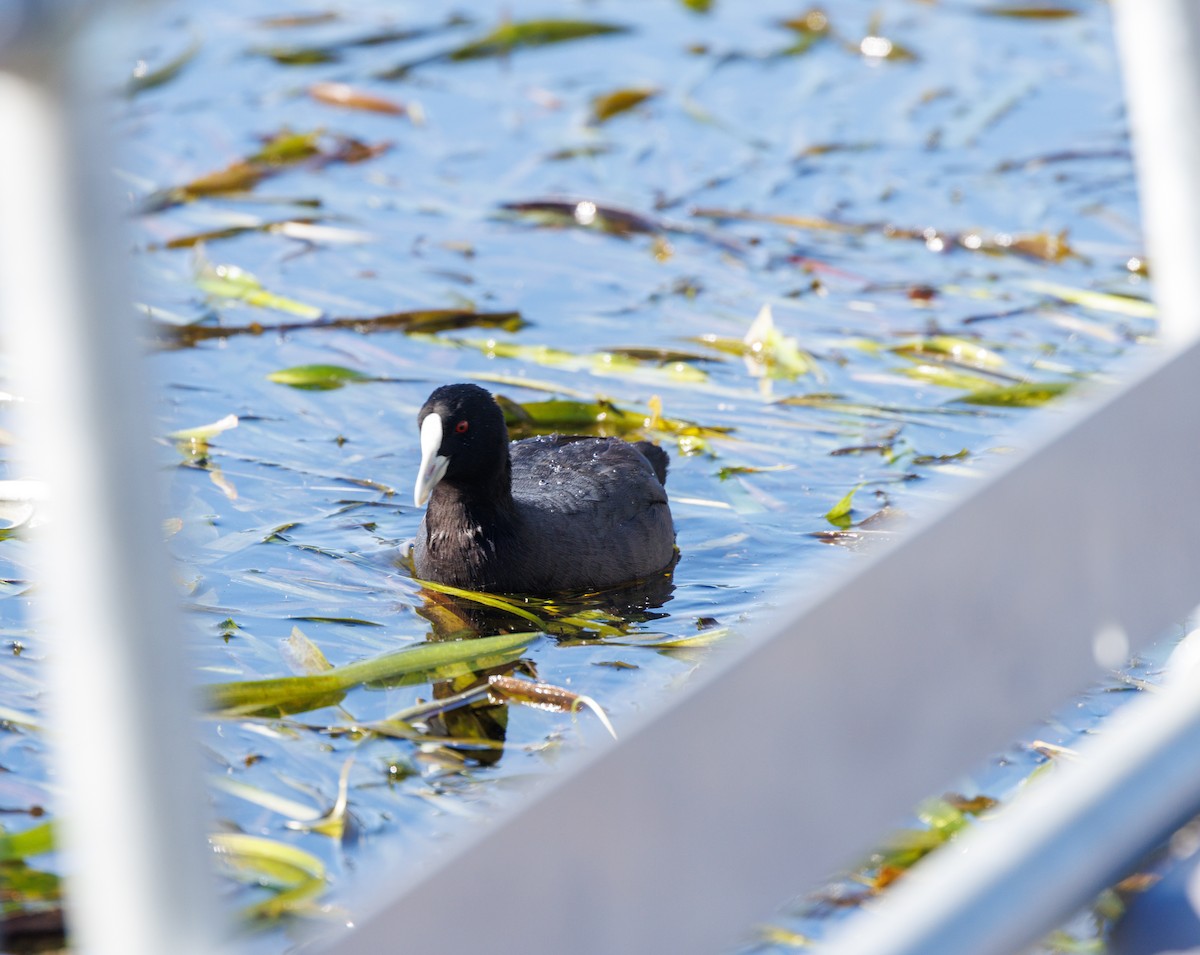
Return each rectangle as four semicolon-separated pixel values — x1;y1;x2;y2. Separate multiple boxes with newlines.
0;0;1160;951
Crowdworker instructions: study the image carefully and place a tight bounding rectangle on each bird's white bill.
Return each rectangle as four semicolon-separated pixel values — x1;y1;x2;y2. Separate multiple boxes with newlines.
414;412;450;506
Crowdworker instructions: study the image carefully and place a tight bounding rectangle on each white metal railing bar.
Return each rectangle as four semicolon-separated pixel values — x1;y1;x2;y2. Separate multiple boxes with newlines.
820;667;1200;955
812;2;1200;950
1114;0;1200;346
0;19;222;955
313;331;1200;955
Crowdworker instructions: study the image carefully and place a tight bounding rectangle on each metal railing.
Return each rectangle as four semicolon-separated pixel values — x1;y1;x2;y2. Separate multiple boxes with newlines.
1;1;1197;954
0;5;222;954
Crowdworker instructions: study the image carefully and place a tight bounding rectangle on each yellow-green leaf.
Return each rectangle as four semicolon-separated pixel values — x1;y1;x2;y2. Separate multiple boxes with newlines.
955;380;1073;407
590;87;659;124
898;363;1004;391
210;833;326;920
196;263;323;320
416;579;549;630
203;631;538;715
1024;280;1155;318
0;822;55;862
448;19;629;61
267;364;370;390
826;482;865;528
891;336;1006;369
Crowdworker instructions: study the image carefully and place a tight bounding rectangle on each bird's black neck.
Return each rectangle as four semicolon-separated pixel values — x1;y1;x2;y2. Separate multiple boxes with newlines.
421;461;519;590
432;446;513;511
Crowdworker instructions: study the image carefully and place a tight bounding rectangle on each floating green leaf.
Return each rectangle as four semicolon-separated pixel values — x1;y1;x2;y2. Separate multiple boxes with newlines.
898;363;1005;391
453;336;708;385
250;129;323;165
203;630;538;715
210;833;326;920
979;4;1080;18
0;822;55;863
826;482;865;528
210;776;324;824
416;579;549;630
253;25;436;66
696;304;822;384
282;626;334;675
891;336;1006;369
912;449;970;466
501;199;662;236
125;36;201;96
590;87;659;124
0;705;40;730
267;364;371;390
954;380;1073;407
381;19;629;77
1023;280;1156;319
692;206;868;234
289;757;354;839
608;627;732;649
777;393;986;421
497;396;730;456
607;346;723;365
196;262;323;320
448;19;629;61
0;861;61;906
157;308;525;348
139;130;390;213
716;463;796;481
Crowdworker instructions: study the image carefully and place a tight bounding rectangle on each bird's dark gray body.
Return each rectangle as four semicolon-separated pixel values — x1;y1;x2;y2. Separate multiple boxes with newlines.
415;432;674;593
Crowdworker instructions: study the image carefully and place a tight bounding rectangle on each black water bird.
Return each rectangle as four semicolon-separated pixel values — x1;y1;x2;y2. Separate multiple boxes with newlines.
413;383;675;593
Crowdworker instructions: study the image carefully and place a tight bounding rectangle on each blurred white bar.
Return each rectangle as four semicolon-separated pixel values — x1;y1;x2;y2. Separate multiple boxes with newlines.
0;27;222;955
1113;0;1200;346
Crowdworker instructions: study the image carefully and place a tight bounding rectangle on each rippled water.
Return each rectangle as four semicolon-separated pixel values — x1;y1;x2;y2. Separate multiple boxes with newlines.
0;0;1160;950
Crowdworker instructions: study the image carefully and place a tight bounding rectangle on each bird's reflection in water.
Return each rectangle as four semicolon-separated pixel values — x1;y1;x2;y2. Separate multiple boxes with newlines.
411;562;676;768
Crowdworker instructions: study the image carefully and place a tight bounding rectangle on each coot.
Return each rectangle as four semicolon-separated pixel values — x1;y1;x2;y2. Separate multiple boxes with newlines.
413;383;675;593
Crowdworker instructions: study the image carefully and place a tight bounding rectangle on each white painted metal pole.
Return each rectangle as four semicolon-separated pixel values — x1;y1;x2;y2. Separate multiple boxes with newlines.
814;2;1200;952
0;18;222;955
315;330;1200;955
820;677;1200;955
1113;0;1200;345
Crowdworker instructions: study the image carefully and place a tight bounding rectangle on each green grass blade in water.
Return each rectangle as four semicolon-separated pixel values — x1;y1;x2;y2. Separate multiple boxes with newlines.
590;87;659;124
1023;280;1155;319
196;262;323;320
898;363;1006;391
416;579;549;630
125;36;201;96
955;380;1073;407
210;833;326;921
203;631;538;715
448;19;630;61
267;364;371;390
0;822;55;863
826;482;865;528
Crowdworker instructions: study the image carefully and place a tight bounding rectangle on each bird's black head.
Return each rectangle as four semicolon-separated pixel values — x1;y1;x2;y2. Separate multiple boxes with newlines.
414;383;511;506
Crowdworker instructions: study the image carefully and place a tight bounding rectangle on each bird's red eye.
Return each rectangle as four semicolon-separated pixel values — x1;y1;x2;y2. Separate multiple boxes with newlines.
455;420;469;434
